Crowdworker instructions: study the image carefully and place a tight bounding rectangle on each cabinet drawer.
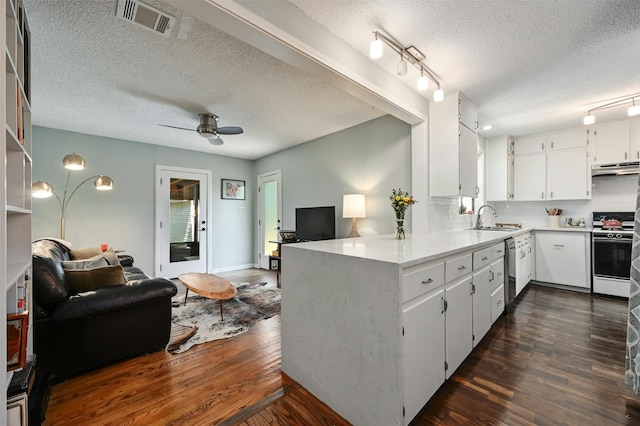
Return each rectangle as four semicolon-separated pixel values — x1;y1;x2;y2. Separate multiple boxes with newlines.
491;284;505;323
491;258;505;287
491;242;505;260
403;262;445;303
473;247;492;270
446;254;472;282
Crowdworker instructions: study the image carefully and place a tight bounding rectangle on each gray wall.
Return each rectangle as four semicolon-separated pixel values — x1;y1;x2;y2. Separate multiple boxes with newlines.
255;115;412;247
32;126;255;274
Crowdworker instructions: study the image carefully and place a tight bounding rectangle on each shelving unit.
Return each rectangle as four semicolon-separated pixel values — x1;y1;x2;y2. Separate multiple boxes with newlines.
3;0;33;420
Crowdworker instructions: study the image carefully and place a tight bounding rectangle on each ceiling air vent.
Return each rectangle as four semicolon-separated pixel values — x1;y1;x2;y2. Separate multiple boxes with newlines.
116;0;175;37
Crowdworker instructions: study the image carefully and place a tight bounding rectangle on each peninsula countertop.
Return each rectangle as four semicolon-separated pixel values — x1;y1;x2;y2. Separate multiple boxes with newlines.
282;226;593;269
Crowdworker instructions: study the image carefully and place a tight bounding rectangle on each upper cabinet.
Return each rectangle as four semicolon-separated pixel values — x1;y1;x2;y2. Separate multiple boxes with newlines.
485;136;513;201
592;120;635;165
512;128;589;201
429;92;479;198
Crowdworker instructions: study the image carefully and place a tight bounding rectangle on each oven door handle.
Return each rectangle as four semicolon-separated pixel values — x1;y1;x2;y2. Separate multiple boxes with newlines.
592;237;633;243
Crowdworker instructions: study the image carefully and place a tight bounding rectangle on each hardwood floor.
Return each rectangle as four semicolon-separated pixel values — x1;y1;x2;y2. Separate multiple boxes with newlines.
45;271;639;425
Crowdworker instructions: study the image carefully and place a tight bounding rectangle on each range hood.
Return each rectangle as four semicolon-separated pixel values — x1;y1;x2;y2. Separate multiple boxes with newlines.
592;162;640;176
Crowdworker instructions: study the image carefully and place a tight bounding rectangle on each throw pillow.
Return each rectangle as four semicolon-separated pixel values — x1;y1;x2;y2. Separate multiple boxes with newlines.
64;265;127;293
62;256;109;270
69;246;103;260
68;248;121;265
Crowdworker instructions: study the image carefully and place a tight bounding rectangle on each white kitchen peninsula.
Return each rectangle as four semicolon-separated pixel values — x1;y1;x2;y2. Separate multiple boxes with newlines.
280;230;526;426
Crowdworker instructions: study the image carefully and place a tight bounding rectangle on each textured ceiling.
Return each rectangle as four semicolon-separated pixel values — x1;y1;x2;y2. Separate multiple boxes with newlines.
24;0;640;160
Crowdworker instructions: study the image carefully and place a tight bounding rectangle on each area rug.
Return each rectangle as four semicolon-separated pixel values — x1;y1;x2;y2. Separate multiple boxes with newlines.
168;282;281;354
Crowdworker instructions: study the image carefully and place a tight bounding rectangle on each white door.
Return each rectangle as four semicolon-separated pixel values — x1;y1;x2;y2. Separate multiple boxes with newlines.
471;265;491;347
546;148;588;200
513;153;546;201
258;170;282;269
444;275;473;379
155;166;210;278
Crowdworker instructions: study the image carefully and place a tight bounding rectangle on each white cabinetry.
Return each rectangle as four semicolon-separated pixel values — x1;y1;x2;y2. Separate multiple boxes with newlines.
592;120;634;164
429;92;479;197
515;233;532;296
471;243;505;347
3;0;33;413
485;136;514;201
535;231;590;288
402;286;445;422
513;128;589;201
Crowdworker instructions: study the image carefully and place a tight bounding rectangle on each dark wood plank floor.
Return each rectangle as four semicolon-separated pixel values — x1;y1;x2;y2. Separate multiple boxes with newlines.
44;271;640;425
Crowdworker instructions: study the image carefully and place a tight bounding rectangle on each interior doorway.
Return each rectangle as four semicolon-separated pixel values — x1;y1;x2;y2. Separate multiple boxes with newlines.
258;170;282;269
155;166;211;278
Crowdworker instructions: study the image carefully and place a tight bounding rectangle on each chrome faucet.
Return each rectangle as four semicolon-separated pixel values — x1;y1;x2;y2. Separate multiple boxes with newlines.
474;204;497;230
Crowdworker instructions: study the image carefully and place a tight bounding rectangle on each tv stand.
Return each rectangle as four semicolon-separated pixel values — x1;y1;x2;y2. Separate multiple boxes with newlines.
268;240;300;287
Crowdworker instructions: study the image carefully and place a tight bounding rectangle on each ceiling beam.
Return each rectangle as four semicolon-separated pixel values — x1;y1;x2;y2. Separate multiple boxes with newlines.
165;0;429;125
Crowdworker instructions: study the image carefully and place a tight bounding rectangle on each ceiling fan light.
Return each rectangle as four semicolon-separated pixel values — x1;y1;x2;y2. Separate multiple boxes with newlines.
370;38;383;59
628;105;640;117
208;136;224;145
417;75;429;91
63;153;86;170
583;114;595;125
94;175;114;190
32;181;54;198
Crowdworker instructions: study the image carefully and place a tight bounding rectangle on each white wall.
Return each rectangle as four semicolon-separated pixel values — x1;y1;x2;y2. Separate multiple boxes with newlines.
32;126;255;274
255;115;412;244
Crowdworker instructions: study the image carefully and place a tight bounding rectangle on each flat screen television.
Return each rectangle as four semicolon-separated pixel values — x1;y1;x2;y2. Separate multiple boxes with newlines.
295;206;336;241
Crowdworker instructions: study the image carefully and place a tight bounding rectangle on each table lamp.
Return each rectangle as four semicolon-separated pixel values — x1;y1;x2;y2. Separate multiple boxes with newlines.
343;194;366;238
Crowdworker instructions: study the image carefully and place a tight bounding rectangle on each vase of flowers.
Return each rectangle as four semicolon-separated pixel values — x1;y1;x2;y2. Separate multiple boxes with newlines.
390;188;416;240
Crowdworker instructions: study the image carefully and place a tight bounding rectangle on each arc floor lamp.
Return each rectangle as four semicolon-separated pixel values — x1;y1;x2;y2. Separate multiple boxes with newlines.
32;153;114;239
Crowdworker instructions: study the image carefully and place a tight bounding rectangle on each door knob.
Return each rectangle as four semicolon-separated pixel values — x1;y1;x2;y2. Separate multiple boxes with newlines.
201;228;206;231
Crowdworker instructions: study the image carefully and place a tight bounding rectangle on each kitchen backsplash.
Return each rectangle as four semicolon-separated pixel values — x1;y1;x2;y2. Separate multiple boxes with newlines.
492;174;637;227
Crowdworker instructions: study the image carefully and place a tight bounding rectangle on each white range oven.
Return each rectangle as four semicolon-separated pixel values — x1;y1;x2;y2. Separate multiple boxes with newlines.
592;211;633;298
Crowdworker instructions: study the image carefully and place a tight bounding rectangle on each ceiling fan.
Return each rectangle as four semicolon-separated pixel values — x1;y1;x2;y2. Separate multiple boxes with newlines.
159;113;244;145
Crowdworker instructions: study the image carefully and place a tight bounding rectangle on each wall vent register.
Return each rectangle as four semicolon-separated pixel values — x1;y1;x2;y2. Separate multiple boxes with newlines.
116;0;175;36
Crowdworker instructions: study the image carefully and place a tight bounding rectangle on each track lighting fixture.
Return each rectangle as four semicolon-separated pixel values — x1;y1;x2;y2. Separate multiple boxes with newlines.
583;93;640;125
369;30;444;102
397;53;408;76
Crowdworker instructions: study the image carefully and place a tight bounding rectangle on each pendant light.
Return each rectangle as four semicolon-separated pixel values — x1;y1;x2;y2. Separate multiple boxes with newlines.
397;52;408;76
433;87;444;103
628;99;640;117
369;35;383;59
416;68;429;91
583;113;595;125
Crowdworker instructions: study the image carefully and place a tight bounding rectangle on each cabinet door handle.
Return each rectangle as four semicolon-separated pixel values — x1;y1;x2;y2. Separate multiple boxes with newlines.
553;244;565;248
458;265;467;271
625;152;628;160
541;142;545;150
489;271;495;281
482;256;489;261
637;151;639;160
541;192;544;199
550;191;554;198
421;278;433;285
497;249;503;255
551;141;554;149
471;283;476;295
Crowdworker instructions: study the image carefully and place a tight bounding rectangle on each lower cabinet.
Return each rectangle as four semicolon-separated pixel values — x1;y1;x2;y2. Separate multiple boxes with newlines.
402;287;445;422
535;231;590;288
400;242;507;423
444;274;473;379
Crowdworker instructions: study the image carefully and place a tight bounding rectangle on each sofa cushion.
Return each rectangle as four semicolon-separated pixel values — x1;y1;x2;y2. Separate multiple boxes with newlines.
64;265;127;293
32;239;73;306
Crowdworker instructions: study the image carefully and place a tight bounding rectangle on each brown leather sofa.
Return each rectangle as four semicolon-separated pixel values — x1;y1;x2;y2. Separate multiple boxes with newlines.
31;239;177;380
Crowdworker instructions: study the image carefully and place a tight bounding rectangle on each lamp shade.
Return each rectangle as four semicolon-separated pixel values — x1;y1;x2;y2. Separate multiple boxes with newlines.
342;194;366;218
63;153;86;170
417;75;429;91
628;105;640;117
32;181;54;198
433;88;444;102
94;175;114;190
583;114;595;125
369;38;383;59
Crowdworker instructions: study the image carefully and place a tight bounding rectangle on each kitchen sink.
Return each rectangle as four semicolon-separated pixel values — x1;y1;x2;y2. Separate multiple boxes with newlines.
473;226;520;232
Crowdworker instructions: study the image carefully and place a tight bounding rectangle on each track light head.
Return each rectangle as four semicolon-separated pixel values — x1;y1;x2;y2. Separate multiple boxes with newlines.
370;37;383;59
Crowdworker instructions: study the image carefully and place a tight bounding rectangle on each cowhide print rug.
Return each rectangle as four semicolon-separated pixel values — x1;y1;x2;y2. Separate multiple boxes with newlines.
168;282;281;353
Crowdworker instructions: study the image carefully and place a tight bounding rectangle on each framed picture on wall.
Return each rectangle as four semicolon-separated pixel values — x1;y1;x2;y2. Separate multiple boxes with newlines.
221;179;245;200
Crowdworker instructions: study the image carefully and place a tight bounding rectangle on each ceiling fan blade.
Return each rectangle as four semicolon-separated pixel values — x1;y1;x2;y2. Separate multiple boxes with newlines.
217;126;244;135
159;124;195;131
